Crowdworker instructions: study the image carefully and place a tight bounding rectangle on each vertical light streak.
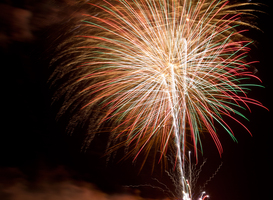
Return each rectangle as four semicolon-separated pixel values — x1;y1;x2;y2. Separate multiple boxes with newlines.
162;67;185;192
188;151;192;191
162;37;188;193
181;37;188;170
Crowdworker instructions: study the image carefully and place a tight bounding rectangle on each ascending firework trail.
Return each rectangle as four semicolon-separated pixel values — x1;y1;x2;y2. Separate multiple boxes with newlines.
50;0;266;199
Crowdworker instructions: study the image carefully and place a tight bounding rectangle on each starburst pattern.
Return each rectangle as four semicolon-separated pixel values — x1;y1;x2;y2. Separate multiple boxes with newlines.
50;0;265;173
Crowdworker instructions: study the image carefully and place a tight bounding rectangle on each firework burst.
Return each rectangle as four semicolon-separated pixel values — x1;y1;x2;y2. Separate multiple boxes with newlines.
50;0;266;198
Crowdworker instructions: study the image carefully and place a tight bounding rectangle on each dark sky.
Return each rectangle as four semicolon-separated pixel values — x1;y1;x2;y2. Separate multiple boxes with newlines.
0;0;272;200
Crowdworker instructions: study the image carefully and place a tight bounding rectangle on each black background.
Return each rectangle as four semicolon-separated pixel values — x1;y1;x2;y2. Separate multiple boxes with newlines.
0;0;272;199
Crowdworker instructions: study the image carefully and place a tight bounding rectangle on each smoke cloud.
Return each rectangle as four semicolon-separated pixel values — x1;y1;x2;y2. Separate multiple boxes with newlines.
0;167;162;200
0;0;86;46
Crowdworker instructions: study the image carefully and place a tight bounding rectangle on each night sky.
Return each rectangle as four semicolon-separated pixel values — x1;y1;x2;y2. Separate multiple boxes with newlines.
0;0;272;200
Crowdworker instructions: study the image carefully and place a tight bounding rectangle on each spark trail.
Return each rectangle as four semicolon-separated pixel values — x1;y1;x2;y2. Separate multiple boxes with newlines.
50;0;266;199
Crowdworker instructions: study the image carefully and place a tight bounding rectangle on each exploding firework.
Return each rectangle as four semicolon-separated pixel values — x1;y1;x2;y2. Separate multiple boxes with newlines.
50;0;266;199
